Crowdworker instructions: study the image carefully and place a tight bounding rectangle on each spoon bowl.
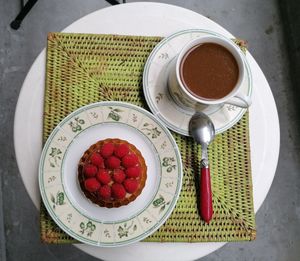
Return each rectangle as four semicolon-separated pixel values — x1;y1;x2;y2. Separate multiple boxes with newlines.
189;112;215;144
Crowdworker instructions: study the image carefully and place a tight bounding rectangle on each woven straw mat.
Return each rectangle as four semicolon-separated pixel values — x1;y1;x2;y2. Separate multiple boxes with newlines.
41;32;256;243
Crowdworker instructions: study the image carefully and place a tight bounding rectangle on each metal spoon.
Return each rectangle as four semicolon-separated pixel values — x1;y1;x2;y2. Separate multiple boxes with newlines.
189;112;215;223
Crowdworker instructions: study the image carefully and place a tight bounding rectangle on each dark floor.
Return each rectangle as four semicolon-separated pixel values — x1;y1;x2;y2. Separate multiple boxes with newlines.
1;0;300;260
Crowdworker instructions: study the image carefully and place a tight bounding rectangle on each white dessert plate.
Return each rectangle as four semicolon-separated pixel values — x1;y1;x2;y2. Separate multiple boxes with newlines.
38;101;182;247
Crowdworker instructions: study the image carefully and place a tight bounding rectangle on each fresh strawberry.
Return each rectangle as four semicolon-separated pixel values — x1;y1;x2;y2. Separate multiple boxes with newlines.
84;178;101;192
84;164;97;178
125;166;141;178
112;169;126;183
106;156;121;169
122;153;138;168
90;153;104;168
98;185;111;199
96;169;111;185
123;179;139;193
111;183;126;199
100;142;115;158
114;144;129;158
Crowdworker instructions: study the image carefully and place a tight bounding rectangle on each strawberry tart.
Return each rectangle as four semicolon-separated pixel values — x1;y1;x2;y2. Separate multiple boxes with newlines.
78;138;147;208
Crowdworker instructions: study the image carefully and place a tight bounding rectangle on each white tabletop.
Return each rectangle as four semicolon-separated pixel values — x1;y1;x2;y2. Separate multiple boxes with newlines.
14;2;280;261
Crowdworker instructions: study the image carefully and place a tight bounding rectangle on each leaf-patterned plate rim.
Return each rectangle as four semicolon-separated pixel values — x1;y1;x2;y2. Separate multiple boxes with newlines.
39;101;183;247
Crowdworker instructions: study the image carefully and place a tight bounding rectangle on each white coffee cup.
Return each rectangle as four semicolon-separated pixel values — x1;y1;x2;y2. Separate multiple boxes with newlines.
167;35;252;111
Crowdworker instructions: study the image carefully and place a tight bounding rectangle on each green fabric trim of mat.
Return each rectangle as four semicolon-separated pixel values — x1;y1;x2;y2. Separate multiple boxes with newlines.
41;32;255;243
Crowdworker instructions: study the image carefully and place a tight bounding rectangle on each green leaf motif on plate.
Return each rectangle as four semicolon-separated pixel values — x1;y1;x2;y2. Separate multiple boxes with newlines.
107;107;123;121
143;217;152;224
49;147;62;168
158;52;169;59
104;229;111;238
69;117;85;132
117;221;137;238
153;195;170;214
57;136;67;142
162;157;176;172
132;113;138;123
67;213;72;223
226;105;237;112
47;175;56;184
165;181;174;188
160;141;167;150
79;221;96;237
141;123;161;139
50;191;65;209
89;111;98;119
155;92;164;104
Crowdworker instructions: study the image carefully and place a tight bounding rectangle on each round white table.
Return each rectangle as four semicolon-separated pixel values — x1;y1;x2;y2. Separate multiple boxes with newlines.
14;2;280;261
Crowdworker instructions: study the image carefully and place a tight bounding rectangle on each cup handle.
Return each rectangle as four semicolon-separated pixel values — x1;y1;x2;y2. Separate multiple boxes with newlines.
226;92;252;108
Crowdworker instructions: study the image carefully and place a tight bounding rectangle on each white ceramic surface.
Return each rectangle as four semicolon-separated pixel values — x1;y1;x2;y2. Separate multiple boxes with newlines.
14;2;280;261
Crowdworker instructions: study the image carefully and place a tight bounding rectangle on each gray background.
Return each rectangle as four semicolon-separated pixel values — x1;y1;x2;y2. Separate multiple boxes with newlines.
1;0;299;260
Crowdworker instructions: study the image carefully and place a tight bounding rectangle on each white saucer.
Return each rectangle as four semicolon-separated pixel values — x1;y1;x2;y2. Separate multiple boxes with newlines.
143;29;253;136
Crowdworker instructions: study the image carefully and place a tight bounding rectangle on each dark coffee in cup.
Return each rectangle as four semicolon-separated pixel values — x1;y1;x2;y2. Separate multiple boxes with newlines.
179;43;239;100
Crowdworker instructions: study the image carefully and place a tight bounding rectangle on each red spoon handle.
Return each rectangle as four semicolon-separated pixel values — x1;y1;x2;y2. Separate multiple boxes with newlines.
200;166;213;223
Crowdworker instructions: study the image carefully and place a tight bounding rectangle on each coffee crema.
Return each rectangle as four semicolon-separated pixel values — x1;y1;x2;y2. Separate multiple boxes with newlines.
180;43;239;100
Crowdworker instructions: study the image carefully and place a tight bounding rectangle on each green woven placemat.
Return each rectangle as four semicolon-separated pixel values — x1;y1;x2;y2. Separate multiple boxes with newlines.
40;32;256;243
